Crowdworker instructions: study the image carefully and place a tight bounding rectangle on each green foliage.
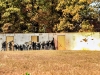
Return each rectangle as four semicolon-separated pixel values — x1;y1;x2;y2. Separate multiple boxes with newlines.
25;72;30;75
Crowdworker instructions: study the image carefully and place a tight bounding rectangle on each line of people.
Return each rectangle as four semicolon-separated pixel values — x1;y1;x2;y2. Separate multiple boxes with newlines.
1;38;56;51
14;40;55;51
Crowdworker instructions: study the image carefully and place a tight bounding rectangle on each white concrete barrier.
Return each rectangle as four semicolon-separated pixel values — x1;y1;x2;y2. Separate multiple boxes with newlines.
0;32;100;51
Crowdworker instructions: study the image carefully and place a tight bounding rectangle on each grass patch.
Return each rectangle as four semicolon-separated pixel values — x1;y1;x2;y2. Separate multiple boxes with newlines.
0;50;100;75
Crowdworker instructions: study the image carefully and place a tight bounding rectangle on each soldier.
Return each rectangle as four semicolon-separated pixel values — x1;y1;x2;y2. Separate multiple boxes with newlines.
29;43;32;50
20;45;23;51
34;42;36;50
49;40;51;49
37;42;41;50
51;38;56;50
41;41;45;50
13;44;17;51
8;41;12;50
2;41;6;51
47;41;49;50
16;44;19;50
23;44;26;50
32;41;34;50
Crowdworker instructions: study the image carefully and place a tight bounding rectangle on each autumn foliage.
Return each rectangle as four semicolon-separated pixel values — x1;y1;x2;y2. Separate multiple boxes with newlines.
0;0;99;33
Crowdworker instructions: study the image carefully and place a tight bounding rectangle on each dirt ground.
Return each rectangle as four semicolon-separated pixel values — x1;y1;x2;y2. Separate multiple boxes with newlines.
0;50;100;75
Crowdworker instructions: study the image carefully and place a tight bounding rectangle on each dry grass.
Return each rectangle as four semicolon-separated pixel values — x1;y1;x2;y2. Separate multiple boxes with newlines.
0;50;100;75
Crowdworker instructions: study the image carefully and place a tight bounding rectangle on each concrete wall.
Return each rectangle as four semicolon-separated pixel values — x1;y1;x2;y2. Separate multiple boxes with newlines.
0;32;100;51
0;33;55;50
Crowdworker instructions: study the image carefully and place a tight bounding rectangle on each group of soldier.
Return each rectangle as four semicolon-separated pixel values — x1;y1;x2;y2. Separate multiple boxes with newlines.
2;41;14;51
1;38;56;51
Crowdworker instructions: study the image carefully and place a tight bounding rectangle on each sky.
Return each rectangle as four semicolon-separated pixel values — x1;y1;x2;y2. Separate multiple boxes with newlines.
90;2;100;6
90;2;100;12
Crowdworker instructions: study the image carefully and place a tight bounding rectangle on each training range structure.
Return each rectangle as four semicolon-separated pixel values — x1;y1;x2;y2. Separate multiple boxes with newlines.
0;32;100;51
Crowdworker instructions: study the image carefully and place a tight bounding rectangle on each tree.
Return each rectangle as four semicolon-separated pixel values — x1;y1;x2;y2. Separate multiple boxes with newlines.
0;0;99;33
53;0;98;32
89;1;100;31
0;0;39;33
31;0;58;33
